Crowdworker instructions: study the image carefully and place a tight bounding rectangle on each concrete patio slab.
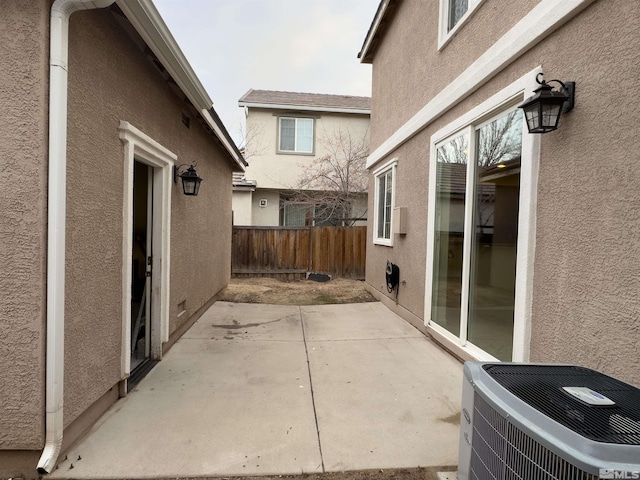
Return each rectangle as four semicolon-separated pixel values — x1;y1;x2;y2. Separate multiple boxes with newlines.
300;304;462;471
301;303;424;341
50;301;462;479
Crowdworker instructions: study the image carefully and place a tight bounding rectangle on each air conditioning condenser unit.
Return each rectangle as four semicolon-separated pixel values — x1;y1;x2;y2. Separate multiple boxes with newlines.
458;362;640;480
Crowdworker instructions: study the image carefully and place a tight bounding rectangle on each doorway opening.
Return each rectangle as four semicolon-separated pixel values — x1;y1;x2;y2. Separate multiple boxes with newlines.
129;160;158;390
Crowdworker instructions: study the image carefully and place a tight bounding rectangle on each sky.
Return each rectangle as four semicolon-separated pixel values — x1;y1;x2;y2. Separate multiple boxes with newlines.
152;0;379;146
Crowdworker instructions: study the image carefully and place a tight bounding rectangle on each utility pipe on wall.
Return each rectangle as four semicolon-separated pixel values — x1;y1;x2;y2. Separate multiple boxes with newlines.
38;0;115;474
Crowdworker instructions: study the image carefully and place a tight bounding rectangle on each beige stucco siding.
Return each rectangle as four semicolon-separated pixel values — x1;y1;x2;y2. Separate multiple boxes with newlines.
525;0;640;385
367;0;640;385
232;190;253;225
64;9;233;426
366;128;431;318
250;189;281;226
369;0;539;150
0;0;48;449
245;109;370;190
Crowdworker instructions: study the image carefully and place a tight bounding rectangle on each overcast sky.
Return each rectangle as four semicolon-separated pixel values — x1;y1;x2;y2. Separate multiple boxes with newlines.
152;0;379;145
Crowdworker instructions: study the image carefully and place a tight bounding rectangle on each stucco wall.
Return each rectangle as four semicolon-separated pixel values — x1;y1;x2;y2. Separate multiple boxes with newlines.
244;109;370;190
366;0;640;385
369;0;539;150
232;190;253;225
525;0;640;386
251;189;281;226
0;0;48;450
63;8;234;427
366;129;431;318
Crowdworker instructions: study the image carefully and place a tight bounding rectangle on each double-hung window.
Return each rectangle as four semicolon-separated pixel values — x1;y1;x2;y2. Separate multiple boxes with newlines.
278;117;314;154
373;159;397;246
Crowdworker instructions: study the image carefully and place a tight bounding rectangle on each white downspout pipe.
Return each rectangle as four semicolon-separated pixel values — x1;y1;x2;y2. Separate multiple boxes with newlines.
38;0;115;474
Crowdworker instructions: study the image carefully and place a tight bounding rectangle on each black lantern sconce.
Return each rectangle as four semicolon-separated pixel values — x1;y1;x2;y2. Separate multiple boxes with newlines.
518;73;575;133
174;164;202;196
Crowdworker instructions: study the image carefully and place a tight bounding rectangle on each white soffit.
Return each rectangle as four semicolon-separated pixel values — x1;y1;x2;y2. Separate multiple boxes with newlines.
365;0;597;169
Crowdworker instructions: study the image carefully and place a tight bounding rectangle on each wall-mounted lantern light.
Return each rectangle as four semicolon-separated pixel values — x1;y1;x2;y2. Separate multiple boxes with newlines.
518;73;575;133
174;164;202;196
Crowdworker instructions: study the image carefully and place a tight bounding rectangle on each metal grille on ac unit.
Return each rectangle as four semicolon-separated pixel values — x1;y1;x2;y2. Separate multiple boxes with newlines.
458;363;640;480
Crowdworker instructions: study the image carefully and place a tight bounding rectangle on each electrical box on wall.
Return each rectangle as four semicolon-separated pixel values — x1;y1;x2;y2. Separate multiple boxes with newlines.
393;207;407;235
259;199;267;208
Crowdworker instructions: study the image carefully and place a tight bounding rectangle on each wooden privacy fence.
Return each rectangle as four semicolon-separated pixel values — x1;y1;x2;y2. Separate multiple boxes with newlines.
232;226;367;279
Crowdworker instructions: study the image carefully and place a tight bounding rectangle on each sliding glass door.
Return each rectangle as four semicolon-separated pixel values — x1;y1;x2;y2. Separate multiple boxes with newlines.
431;108;523;360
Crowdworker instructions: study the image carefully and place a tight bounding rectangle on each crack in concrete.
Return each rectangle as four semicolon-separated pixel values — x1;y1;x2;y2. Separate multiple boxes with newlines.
300;306;325;473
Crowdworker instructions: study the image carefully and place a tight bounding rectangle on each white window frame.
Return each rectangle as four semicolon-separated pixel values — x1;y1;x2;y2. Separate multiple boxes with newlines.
424;68;541;363
372;158;398;246
277;116;314;154
438;0;485;50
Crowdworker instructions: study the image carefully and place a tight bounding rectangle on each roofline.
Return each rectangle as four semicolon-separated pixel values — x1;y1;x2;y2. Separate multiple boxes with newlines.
204;108;248;168
115;0;246;170
358;0;391;63
237;101;371;115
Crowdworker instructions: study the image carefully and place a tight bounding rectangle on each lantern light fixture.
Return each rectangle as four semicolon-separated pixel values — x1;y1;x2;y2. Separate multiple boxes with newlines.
518;73;575;134
173;164;202;196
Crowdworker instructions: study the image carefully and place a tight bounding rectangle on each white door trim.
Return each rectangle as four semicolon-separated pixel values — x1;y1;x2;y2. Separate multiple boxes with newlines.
119;121;174;379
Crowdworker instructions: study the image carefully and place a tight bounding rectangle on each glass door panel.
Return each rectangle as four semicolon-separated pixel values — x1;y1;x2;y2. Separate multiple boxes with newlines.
431;133;469;337
467;110;522;360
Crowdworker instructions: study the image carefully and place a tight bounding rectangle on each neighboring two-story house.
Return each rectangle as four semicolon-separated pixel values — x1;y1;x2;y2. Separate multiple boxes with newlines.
359;0;640;386
1;1;244;477
234;90;371;227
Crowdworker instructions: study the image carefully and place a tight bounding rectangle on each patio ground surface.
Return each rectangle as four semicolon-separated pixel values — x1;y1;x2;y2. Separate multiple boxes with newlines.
50;301;463;479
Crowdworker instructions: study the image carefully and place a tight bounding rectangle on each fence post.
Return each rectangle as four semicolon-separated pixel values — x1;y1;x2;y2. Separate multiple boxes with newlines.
307;225;313;273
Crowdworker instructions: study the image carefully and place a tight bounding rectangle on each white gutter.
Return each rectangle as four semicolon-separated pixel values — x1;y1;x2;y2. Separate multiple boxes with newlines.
358;0;390;63
38;0;115;474
237;101;371;116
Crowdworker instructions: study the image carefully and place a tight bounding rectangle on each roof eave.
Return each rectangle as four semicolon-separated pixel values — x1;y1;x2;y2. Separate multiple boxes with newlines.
115;0;246;171
358;0;397;64
237;101;371;115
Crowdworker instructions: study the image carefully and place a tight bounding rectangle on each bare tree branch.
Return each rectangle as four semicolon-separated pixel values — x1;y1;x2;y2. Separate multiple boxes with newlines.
285;126;369;226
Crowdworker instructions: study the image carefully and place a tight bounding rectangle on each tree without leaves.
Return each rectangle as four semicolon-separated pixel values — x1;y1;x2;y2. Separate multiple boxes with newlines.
436;111;522;233
477;110;521;167
436;110;521;166
236;121;266;163
285;127;369;226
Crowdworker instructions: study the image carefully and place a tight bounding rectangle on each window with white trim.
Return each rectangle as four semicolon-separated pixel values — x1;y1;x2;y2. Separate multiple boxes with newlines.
373;159;397;246
278;117;314;154
438;0;483;49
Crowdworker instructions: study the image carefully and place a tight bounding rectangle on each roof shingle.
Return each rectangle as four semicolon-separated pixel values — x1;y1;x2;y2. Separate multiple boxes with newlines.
238;89;371;112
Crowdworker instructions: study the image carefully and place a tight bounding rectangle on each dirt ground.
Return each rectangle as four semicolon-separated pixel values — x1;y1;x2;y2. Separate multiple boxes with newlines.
217;277;377;305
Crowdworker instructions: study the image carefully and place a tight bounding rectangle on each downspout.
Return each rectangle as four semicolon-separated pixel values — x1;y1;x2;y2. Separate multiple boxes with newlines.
38;0;115;474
